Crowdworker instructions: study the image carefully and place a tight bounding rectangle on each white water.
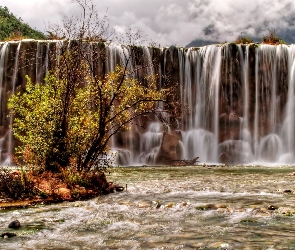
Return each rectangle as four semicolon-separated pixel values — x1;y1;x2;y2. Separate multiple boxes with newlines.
5;42;21;166
176;44;295;165
2;42;295;165
1;166;295;249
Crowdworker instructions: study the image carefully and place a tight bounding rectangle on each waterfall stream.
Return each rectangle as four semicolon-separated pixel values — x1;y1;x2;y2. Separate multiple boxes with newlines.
0;41;295;165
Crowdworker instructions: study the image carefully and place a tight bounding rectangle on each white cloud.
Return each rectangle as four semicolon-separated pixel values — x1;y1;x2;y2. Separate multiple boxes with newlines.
1;0;295;46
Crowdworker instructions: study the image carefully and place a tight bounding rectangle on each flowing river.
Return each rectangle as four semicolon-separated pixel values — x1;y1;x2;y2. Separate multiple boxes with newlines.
1;166;295;249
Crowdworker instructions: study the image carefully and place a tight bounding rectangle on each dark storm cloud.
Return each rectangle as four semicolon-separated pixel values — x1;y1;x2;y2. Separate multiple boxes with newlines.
2;0;295;46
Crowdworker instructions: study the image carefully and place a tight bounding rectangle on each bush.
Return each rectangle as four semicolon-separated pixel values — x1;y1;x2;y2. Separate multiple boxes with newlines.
0;167;36;199
262;30;286;45
5;31;26;41
235;36;253;44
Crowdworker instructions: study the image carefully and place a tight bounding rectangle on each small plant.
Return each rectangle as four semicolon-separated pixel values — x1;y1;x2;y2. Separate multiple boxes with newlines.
46;31;65;40
262;30;286;45
60;163;88;188
5;31;26;41
235;36;253;44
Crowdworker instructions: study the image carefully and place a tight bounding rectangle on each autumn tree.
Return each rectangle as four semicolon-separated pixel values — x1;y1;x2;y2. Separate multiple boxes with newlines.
8;0;177;172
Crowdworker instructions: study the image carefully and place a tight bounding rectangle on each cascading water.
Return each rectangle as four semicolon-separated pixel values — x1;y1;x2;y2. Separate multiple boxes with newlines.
180;45;222;163
2;41;295;165
0;42;8;164
5;42;22;165
280;45;295;163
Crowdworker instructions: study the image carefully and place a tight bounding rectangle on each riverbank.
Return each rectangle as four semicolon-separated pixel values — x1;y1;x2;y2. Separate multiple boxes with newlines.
0;168;124;209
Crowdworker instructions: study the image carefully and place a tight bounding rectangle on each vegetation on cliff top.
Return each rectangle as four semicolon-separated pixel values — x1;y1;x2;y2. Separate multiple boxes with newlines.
0;6;46;41
232;30;286;46
262;30;286;45
234;36;253;44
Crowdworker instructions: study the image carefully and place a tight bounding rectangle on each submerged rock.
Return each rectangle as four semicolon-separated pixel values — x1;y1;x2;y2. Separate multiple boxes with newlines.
195;204;217;210
8;220;21;229
1;232;16;238
267;205;278;211
107;182;124;193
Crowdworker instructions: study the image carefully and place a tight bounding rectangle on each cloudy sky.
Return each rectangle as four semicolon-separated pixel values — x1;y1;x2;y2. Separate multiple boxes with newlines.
1;0;295;47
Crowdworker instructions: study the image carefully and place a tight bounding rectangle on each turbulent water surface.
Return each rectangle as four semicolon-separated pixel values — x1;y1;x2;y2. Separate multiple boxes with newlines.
1;166;295;249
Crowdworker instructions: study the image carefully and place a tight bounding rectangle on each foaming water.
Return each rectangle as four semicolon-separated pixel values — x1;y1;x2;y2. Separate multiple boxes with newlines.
1;166;295;249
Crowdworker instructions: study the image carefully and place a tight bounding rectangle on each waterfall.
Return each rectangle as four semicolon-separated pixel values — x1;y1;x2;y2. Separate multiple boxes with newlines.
0;43;8;111
0;43;8;164
280;45;295;163
2;41;295;165
6;42;21;165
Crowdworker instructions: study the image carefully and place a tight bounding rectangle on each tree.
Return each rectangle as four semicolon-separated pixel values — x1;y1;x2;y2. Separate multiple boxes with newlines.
8;0;178;171
0;6;46;41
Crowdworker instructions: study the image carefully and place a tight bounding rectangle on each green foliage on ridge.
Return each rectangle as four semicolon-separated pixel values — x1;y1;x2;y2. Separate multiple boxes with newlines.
0;6;46;41
262;30;286;45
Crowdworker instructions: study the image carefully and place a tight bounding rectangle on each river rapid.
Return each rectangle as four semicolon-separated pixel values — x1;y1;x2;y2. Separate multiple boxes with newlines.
1;166;295;249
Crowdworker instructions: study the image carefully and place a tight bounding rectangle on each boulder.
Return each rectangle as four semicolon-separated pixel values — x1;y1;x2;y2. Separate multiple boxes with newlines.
57;188;71;200
156;130;181;164
8;220;21;229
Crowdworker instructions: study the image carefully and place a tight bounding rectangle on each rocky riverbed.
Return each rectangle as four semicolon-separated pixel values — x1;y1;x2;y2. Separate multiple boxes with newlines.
1;165;295;249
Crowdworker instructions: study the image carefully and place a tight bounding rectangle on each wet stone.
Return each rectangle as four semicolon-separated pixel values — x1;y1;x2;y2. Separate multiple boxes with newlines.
166;203;174;208
8;220;21;229
1;232;16;238
267;205;278;211
196;204;217;210
138;201;150;208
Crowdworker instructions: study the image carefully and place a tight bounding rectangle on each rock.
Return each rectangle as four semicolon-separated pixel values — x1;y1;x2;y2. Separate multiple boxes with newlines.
156;130;181;164
152;200;162;209
57;188;71;200
166;203;174;208
196;204;217;210
219;152;229;164
283;189;292;193
106;182;124;193
8;220;21;229
216;204;227;209
1;232;16;238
